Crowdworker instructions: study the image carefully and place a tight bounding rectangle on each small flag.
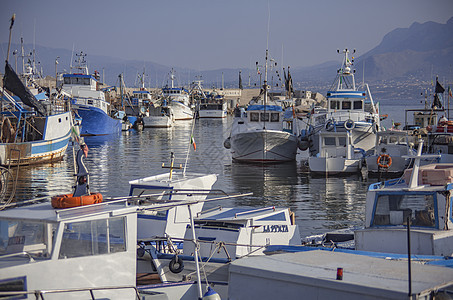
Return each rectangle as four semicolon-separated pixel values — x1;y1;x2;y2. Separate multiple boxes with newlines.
191;135;196;151
449;86;452;98
435;77;445;94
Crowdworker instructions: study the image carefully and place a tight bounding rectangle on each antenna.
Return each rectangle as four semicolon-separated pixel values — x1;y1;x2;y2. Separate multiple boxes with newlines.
266;2;270;50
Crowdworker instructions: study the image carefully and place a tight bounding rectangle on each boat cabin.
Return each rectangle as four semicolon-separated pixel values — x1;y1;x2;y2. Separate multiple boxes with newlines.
0;201;138;299
184;206;301;259
128;172;218;241
355;163;453;256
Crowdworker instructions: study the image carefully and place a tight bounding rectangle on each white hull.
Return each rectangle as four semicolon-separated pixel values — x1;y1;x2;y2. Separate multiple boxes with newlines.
308;157;361;174
143;115;173;128
366;156;410;174
0;112;72;166
198;109;227;118
231;130;298;162
171;101;193;120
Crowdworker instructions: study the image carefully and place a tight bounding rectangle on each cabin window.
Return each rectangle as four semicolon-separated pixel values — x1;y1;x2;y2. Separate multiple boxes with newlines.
64;77;71;84
324;137;336;146
372;193;435;227
389;136;398;144
271;113;279;122
83;78;90;85
342;101;351;110
330;101;340;110
59;216;126;259
0;219;54;258
260;113;270;122
338;137;347;147
88;100;93;105
354;100;363;109
250;112;259;122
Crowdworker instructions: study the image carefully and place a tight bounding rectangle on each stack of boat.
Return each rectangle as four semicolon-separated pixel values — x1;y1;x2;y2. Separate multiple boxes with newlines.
300;49;380;174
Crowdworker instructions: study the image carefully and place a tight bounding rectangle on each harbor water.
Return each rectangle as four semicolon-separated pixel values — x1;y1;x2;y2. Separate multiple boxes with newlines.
11;103;417;238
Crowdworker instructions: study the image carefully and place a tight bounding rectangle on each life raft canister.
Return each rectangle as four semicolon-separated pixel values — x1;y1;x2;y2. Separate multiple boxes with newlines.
51;193;103;209
377;154;392;169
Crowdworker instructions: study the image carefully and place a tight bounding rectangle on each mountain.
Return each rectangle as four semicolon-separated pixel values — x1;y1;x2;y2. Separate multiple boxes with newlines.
1;17;452;92
355;17;453;81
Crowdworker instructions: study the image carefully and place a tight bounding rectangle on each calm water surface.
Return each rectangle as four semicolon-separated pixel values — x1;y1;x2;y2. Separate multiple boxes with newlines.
12;102;414;238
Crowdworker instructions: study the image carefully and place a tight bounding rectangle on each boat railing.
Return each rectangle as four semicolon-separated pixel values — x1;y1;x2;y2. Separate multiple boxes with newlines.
0;251;36;262
0;285;141;299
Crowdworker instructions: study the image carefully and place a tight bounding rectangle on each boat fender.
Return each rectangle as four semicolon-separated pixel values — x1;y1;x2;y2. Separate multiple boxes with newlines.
169;255;184;273
344;119;355;130
298;139;310;151
377;154;392;169
202;287;221;300
325;120;334;131
224;137;231;149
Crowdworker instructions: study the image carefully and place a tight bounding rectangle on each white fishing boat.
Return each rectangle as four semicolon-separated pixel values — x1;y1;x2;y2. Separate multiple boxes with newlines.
355;142;453;256
137;204;301;285
224;50;299;163
0;65;73;166
129;167;218;240
300;49;380;173
308;131;364;174
365;130;416;174
142;104;175;128
163;69;193;121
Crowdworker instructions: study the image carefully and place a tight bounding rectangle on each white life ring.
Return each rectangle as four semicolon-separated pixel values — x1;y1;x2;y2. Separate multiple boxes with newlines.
344;119;355;130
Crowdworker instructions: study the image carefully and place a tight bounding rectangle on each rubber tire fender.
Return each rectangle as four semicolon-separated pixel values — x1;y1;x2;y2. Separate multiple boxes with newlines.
169;255;184;273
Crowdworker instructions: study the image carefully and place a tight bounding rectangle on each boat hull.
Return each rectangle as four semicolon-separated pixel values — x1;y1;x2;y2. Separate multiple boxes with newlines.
366;155;410;174
171;101;193;120
231;130;298;163
143;116;173;128
0;112;72;166
198;109;227;118
308;157;361;174
75;105;121;136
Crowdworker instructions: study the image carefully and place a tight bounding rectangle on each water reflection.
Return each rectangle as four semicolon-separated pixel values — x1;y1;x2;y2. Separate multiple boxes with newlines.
8;115;380;239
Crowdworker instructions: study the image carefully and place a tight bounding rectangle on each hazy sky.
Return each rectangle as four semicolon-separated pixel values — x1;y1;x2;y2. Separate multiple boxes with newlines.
1;0;452;71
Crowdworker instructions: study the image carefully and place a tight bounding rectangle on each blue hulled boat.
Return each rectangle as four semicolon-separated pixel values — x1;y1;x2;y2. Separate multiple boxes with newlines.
62;52;121;136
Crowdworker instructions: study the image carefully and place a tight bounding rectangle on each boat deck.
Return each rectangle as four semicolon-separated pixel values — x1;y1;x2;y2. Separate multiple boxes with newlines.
229;250;453;299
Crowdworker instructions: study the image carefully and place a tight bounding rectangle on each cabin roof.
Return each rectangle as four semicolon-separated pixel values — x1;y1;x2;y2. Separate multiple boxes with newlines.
197;207;287;221
0;201;136;223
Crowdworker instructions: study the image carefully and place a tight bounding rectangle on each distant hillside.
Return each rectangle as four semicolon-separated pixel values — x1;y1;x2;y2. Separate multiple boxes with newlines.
1;17;452;92
355;17;453;81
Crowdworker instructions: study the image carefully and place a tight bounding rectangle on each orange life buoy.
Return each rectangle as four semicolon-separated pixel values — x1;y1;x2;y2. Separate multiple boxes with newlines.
377;154;392;169
51;193;103;209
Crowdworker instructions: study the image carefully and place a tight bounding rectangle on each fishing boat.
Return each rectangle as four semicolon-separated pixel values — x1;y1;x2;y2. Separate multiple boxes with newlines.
163;69;193;121
308;131;365;174
292;141;452;258
142;103;175;128
224;50;299;163
300;49;380;174
0;39;73;166
197;95;228;118
355;142;452;256
365;129;416;175
61;51;121;136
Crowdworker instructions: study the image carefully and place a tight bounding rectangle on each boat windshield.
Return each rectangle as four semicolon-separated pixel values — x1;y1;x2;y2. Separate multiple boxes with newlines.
59;216;126;259
372;193;435;227
0;219;56;258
